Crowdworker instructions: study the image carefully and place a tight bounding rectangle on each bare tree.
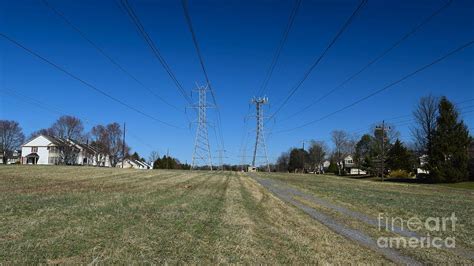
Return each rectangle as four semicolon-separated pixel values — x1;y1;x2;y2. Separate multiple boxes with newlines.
90;125;108;166
0;120;25;164
331;130;349;175
148;151;160;164
411;95;438;157
308;140;327;173
91;123;129;167
28;128;56;140
51;115;85;141
276;151;290;172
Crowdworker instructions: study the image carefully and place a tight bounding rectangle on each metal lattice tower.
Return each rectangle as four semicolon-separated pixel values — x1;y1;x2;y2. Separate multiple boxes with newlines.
191;84;213;170
251;97;270;172
216;149;227;171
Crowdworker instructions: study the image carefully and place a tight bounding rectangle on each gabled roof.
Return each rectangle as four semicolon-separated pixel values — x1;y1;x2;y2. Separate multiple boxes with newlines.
22;135;102;155
134;160;151;168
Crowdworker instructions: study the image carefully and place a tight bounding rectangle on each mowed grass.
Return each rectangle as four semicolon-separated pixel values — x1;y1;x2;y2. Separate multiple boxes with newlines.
258;172;474;251
0;165;388;264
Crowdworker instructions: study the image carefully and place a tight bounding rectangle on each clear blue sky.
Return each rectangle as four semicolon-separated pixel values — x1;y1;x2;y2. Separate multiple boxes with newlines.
1;0;473;165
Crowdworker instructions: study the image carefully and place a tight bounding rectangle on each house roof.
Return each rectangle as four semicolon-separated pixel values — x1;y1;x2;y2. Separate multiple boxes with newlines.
22;135;102;155
119;159;151;168
22;134;64;147
25;153;39;158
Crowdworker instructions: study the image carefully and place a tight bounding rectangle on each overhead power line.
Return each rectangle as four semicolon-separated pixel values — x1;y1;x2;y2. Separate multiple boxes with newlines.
181;0;225;149
0;32;182;129
349;101;474;135
119;0;193;104
0;88;158;151
41;0;181;112
255;0;302;97
282;0;453;121
268;0;368;120
275;39;474;134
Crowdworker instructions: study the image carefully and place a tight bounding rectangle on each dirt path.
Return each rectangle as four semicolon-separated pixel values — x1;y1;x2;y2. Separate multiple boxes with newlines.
248;173;420;264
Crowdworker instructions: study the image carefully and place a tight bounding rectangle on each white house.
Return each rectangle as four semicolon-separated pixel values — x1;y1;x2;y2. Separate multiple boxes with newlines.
21;135;110;166
341;155;367;175
116;159;152;170
416;155;429;175
0;150;21;164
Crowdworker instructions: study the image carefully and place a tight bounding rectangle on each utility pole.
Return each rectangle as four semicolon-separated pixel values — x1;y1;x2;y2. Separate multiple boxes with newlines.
301;139;308;173
191;83;214;170
122;122;126;168
251;97;270;172
166;148;169;170
375;120;390;181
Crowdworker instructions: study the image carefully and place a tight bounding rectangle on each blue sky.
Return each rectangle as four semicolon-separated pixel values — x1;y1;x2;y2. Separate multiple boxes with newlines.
1;0;473;165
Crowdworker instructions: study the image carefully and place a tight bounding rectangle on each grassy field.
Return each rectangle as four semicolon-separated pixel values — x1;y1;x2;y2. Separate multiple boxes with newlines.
257;172;474;263
0;165;387;264
1;166;473;263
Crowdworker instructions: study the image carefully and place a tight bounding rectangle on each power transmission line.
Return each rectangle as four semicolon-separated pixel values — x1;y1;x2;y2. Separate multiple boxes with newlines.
255;0;302;97
0;32;183;129
275;39;474;134
190;84;214;170
180;0;225;151
251;97;270;172
119;0;193;104
349;100;474;135
240;0;302;165
281;0;453;121
41;0;181;112
268;0;368;120
0;88;158;151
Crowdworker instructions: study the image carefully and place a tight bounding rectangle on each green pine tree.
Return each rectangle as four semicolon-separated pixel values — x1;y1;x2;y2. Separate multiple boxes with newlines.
429;97;470;183
386;139;413;172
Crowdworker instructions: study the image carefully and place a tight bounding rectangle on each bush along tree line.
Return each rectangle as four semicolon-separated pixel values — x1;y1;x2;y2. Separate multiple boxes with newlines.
152;154;191;170
275;95;473;183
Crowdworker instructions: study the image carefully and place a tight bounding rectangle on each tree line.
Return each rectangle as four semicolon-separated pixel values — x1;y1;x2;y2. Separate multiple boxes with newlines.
0;115;130;167
275;96;473;183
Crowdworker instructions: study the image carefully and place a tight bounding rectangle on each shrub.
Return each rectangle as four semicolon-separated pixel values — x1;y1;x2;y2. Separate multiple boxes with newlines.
327;162;338;175
388;169;413;178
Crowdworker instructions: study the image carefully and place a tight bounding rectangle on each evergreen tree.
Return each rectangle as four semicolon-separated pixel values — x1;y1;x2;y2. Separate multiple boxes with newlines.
288;148;308;172
327;161;339;174
355;134;375;173
129;152;140;161
386;139;413;172
429;97;470;183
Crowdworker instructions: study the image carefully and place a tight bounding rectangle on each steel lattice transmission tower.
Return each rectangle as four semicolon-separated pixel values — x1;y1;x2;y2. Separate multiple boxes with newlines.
251;97;270;172
191;84;213;170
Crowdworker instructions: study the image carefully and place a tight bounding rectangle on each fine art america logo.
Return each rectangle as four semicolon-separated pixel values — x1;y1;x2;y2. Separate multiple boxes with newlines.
377;213;457;249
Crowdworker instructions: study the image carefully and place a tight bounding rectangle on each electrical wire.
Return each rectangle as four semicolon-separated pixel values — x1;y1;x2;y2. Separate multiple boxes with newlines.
281;0;454;121
0;32;183;129
268;0;368;120
275;39;474;134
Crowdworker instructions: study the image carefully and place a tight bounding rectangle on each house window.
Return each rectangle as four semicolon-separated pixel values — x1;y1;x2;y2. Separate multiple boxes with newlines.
31;147;38;153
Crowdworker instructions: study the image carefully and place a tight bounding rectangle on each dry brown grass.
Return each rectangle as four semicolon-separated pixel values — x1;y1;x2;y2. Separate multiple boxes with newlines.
0;165;391;263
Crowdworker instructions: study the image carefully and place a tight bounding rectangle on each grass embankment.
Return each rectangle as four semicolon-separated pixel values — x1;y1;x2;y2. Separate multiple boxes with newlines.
258;172;474;253
0;165;386;264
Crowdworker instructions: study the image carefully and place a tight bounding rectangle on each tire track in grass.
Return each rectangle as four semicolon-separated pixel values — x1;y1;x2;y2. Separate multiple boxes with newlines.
257;175;474;262
238;173;388;263
249;173;420;264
